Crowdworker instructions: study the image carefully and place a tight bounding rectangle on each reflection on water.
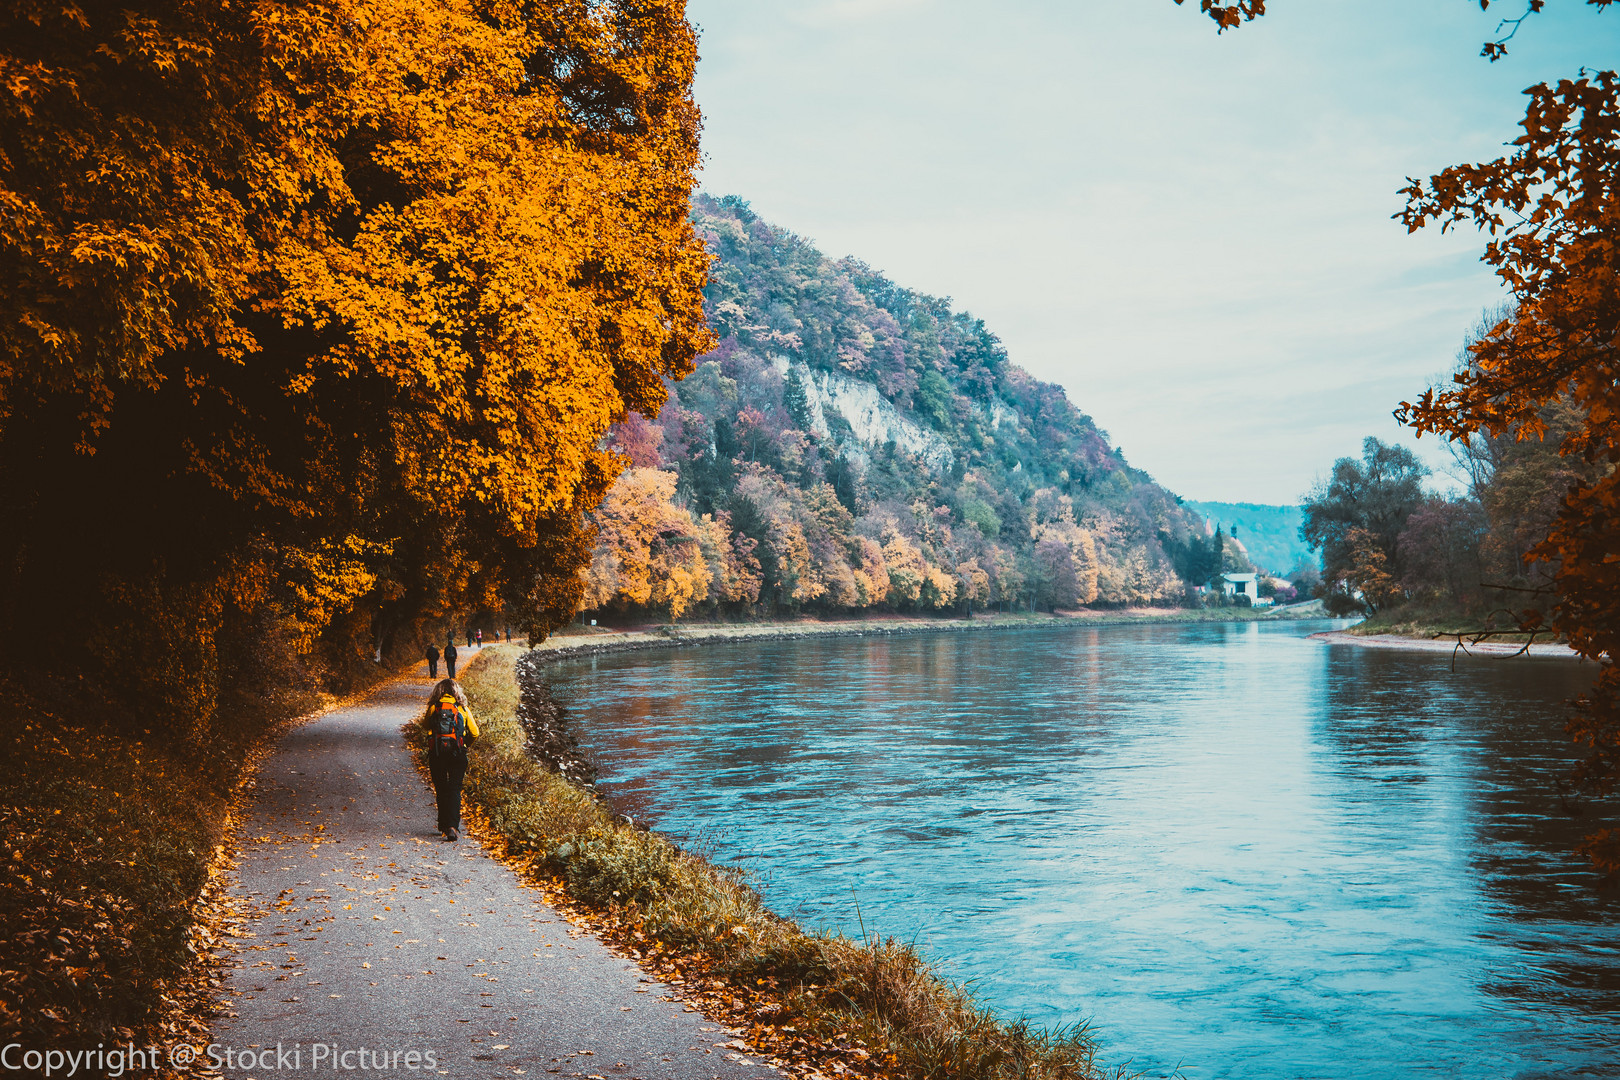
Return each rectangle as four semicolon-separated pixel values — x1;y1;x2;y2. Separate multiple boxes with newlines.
543;621;1618;1079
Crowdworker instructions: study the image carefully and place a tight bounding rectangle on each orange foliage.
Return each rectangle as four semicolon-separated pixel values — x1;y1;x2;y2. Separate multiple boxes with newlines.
0;0;709;722
881;531;928;607
849;536;892;608
583;468;710;619
698;511;764;606
1395;72;1620;873
1334;527;1405;614
1034;520;1101;605
1173;0;1266;33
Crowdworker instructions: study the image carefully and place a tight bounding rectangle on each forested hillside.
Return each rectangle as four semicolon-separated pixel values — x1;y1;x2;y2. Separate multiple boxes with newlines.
580;194;1214;619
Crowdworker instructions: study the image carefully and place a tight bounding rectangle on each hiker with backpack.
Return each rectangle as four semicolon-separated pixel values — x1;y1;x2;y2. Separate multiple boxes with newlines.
422;679;478;841
426;642;440;678
444;639;458;679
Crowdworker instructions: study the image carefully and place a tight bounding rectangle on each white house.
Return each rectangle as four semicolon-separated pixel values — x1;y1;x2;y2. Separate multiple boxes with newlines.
1221;572;1259;601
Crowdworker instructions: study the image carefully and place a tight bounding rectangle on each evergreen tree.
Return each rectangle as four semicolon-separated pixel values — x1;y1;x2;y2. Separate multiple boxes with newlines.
783;367;814;432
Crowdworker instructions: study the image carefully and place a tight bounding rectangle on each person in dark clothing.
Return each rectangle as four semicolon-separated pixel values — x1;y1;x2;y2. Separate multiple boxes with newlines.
476;628;483;648
421;679;478;841
444;641;458;679
425;643;440;678
466;629;473;648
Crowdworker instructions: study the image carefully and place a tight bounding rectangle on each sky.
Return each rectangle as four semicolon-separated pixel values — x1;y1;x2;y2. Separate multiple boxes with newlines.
684;0;1620;504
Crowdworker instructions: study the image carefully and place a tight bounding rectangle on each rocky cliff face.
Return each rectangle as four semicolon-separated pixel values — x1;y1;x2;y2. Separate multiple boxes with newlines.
772;355;955;473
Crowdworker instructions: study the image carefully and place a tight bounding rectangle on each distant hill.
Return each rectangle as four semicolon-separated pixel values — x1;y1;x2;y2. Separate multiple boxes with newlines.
578;194;1219;618
1183;501;1315;576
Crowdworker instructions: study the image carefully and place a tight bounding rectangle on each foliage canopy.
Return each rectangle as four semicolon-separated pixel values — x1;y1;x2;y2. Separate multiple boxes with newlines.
0;0;709;732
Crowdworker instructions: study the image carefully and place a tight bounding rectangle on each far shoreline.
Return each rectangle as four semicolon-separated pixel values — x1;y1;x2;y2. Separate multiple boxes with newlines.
523;603;1332;663
1312;629;1592;662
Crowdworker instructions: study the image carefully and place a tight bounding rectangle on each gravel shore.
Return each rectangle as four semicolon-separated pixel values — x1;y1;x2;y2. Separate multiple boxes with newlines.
1310;630;1592;662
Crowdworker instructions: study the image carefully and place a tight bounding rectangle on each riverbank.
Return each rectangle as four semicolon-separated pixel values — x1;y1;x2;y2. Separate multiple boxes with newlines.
1312;630;1591;661
533;603;1324;662
520;612;1620;1078
213;660;771;1080
450;645;1120;1080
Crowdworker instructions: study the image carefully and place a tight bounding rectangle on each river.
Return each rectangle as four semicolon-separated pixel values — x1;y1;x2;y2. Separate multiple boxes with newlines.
539;620;1618;1079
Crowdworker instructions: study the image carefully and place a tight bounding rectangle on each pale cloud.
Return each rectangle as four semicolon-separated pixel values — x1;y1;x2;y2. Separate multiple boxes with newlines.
787;0;930;28
687;0;1619;503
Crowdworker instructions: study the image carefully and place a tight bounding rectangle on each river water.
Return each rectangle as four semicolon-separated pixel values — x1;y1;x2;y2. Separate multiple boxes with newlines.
540;620;1618;1079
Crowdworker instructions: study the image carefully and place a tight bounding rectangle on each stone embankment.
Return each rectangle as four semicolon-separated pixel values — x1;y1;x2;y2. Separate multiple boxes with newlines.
529;617;1004;662
528;607;1319;664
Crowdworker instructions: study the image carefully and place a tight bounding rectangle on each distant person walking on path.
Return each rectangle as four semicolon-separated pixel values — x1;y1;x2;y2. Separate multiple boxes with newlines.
444;640;458;679
425;643;440;678
476;628;483;648
466;629;473;648
422;680;478;841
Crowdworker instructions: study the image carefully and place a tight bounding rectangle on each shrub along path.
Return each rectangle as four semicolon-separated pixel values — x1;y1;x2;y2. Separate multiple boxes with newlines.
210;658;765;1080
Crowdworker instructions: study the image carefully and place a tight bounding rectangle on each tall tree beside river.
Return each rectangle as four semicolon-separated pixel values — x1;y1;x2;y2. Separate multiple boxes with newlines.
1196;0;1620;873
1396;67;1620;874
0;0;709;737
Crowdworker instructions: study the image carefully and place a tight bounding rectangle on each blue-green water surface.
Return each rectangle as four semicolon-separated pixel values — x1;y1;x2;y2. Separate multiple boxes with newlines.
541;620;1618;1079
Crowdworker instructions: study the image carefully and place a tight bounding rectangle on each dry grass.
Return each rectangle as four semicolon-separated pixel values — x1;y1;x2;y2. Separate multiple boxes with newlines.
1349;600;1556;644
443;645;1128;1080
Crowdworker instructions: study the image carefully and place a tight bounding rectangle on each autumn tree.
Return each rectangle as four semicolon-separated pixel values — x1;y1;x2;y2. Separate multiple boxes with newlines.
583;469;710;619
1032;540;1081;611
1396;68;1620;869
1301;438;1428;593
1033;519;1101;604
1321;526;1405;615
1396;497;1489;606
0;0;710;731
882;529;928;608
610;413;668;469
696;510;763;607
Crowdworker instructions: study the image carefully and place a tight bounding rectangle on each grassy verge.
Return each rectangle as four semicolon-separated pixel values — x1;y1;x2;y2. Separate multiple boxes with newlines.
440;644;1130;1080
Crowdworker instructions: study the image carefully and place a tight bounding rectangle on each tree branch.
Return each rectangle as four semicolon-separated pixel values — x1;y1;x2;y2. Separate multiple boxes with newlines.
1480;0;1547;61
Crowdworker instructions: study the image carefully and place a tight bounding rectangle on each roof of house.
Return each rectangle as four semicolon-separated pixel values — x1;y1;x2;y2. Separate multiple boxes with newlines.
1221;572;1258;582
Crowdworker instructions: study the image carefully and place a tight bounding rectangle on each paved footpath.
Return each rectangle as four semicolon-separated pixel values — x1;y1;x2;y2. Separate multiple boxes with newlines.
211;660;765;1080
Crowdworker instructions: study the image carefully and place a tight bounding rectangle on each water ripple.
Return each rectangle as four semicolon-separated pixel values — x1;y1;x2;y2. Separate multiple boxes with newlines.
545;620;1618;1079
